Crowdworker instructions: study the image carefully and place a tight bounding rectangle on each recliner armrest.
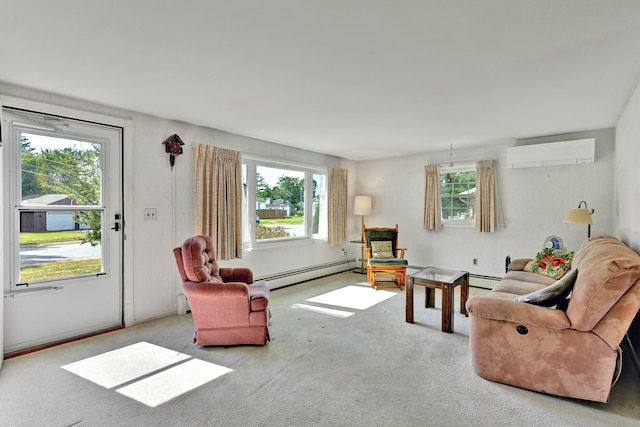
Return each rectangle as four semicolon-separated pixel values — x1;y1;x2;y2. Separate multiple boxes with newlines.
466;295;570;329
508;258;533;271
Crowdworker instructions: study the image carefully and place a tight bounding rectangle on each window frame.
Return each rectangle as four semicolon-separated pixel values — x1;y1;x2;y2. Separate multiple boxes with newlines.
440;162;476;228
6;112;118;289
243;156;327;246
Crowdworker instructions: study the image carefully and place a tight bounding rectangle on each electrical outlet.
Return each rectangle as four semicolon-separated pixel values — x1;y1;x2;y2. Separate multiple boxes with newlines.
144;208;157;221
341;248;347;257
472;258;478;266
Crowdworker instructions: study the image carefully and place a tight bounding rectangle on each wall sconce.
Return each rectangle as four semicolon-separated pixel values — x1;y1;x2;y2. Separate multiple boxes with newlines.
563;200;594;238
162;134;185;169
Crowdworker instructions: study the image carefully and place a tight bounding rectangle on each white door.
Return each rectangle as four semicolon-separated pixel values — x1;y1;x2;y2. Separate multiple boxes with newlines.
2;108;122;354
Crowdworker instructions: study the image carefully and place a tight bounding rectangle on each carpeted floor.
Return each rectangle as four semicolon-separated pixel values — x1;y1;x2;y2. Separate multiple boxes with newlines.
1;272;639;426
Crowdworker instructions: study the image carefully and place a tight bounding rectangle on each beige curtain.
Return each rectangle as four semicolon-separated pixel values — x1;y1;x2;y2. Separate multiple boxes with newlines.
475;159;498;233
194;144;242;259
423;165;442;230
327;167;348;245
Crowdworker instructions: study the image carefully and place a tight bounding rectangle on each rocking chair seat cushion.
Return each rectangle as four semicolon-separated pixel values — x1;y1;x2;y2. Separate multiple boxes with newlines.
368;258;408;266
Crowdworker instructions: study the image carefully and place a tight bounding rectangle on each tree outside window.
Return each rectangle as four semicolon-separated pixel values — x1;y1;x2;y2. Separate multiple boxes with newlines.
441;167;476;223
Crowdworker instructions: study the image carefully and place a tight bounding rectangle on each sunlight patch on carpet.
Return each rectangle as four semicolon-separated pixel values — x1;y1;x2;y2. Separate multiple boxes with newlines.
117;358;232;407
62;341;232;407
62;342;190;388
306;285;396;310
291;303;355;318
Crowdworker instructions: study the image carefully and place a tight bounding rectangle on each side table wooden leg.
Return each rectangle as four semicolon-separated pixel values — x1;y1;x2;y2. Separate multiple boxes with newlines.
460;274;469;316
406;278;414;323
442;283;454;333
425;287;435;308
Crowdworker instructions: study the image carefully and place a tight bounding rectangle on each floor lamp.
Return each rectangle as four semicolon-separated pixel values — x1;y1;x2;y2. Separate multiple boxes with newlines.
353;196;372;273
563;200;594;238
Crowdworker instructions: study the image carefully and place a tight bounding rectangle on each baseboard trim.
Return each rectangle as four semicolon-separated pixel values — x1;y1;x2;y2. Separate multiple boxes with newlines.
4;325;124;360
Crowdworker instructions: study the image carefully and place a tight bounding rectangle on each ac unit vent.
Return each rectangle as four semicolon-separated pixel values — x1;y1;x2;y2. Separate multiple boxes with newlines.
507;138;595;168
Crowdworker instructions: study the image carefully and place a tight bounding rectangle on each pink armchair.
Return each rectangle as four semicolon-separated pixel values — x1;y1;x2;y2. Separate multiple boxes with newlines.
173;235;270;346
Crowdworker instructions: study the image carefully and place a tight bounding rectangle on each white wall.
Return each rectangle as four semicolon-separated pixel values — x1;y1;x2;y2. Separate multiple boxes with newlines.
615;80;640;252
0;83;356;328
130;113;356;322
355;129;615;278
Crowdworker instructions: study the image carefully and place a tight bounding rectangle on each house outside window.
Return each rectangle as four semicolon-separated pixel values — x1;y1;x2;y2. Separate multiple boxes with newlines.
441;164;476;226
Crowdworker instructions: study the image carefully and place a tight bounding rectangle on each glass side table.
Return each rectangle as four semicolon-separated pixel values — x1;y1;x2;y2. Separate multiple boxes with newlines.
406;267;469;333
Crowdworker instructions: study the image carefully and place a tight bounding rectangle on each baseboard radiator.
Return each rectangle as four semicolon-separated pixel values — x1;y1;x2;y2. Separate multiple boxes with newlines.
256;259;355;288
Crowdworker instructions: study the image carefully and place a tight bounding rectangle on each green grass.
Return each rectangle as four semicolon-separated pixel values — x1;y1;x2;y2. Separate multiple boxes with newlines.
20;231;88;245
20;258;102;282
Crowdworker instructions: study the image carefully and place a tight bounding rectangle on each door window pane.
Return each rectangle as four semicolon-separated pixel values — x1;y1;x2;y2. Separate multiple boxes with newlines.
19;211;103;283
18;132;104;284
20;132;102;206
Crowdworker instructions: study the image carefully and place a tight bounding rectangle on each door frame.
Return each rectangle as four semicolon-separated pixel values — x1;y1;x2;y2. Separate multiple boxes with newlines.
1;96;134;359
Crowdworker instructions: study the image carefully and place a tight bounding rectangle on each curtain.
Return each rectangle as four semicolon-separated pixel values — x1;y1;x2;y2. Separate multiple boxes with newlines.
475;159;498;233
315;173;328;240
194;144;243;259
327;167;348;245
423;164;442;230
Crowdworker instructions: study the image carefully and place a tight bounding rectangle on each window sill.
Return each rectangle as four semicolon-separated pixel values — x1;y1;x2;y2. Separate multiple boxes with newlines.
442;220;475;228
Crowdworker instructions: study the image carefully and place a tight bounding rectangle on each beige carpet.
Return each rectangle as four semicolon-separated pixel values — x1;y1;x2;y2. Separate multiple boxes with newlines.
1;272;639;426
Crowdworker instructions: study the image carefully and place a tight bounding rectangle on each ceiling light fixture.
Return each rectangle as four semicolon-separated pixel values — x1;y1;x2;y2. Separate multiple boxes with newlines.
446;145;454;183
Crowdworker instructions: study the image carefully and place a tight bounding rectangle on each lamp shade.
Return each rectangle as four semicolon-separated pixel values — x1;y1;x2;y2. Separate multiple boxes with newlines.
354;196;372;216
563;208;592;225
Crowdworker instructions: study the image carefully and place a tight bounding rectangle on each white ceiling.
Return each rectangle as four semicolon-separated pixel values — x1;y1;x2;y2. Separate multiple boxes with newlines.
2;1;640;161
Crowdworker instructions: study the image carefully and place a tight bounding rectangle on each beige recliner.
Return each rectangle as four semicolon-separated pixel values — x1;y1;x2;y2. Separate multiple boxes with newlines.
466;236;640;402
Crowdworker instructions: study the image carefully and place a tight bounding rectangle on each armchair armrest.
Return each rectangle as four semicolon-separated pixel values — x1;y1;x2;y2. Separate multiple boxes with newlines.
220;267;253;284
248;281;270;311
183;280;249;298
466;295;570;330
508;258;533;271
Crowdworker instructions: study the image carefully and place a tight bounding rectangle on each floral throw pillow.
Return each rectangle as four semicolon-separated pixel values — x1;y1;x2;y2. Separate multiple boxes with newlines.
524;248;573;279
371;241;394;259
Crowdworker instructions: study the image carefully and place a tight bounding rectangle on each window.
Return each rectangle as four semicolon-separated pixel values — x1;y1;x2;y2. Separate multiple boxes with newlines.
17;131;105;284
441;164;476;225
243;159;326;243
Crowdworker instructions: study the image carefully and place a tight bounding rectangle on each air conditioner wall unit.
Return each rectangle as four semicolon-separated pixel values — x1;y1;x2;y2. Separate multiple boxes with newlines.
507;138;595;168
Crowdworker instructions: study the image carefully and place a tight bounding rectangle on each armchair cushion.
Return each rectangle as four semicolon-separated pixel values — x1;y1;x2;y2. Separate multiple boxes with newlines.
515;268;578;307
